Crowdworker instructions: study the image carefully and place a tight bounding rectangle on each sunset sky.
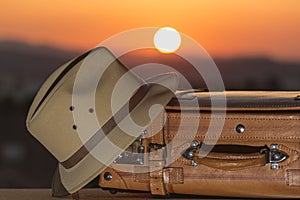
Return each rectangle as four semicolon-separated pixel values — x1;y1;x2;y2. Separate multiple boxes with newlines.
1;0;300;61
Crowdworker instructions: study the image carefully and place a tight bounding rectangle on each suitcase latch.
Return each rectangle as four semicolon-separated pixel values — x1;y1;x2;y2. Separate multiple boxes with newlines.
181;141;200;166
267;144;288;170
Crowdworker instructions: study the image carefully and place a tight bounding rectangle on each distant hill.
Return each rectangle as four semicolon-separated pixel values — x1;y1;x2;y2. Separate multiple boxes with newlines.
0;40;79;81
0;40;80;100
1;40;300;100
215;57;300;90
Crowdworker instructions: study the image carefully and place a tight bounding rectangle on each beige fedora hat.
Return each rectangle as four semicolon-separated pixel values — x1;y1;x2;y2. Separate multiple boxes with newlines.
26;47;179;196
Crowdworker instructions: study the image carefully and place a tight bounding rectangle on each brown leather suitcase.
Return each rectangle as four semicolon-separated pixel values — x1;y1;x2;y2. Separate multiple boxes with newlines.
99;91;300;198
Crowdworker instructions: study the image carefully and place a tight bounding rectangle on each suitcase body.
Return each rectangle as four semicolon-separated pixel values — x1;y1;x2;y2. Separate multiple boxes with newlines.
99;91;300;198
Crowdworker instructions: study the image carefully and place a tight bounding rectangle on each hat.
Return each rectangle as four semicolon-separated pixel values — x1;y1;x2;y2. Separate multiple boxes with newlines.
26;47;179;196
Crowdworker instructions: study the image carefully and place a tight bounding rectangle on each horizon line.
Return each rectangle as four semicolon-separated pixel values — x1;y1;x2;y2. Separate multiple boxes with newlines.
1;39;300;64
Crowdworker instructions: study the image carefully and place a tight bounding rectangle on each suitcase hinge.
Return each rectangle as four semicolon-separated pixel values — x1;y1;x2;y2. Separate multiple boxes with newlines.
113;133;145;165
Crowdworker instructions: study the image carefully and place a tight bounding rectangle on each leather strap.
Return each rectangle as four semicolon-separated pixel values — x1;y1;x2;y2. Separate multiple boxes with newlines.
61;84;149;169
286;169;300;187
163;167;184;184
133;167;183;185
148;112;167;195
149;148;167;195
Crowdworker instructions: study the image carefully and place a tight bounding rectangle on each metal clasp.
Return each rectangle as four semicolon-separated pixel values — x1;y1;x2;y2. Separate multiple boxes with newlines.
182;141;200;166
268;144;288;170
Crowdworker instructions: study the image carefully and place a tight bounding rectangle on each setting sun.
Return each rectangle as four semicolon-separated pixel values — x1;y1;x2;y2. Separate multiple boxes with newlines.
1;0;300;61
153;27;181;54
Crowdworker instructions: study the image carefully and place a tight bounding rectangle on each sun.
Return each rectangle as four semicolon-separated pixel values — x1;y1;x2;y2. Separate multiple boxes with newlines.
153;27;181;54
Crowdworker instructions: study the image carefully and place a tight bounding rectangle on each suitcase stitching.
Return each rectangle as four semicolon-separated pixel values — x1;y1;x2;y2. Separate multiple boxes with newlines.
287;170;292;186
168;134;300;140
167;114;300;121
183;174;284;181
278;144;300;169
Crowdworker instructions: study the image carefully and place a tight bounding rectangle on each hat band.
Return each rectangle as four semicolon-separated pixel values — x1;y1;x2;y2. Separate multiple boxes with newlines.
60;84;150;169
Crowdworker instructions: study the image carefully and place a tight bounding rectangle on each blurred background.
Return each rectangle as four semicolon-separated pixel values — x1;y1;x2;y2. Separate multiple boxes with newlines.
1;0;300;188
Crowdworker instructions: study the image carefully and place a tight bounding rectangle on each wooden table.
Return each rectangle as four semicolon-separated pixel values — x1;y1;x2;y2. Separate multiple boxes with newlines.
0;189;224;200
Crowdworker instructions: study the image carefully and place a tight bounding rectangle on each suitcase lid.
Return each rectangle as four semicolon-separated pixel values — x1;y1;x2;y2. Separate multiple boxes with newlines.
166;90;300;111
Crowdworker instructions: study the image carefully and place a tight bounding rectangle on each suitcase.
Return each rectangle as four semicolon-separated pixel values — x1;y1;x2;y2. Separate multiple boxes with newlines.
98;90;300;198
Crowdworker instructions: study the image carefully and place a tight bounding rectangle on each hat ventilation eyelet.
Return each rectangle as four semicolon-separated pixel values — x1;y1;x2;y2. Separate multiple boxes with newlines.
69;106;75;111
88;108;94;113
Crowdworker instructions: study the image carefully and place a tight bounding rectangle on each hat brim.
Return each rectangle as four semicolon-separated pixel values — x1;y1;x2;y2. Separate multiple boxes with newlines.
52;72;179;196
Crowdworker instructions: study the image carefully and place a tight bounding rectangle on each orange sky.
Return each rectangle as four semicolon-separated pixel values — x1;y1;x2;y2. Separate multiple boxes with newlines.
1;0;300;61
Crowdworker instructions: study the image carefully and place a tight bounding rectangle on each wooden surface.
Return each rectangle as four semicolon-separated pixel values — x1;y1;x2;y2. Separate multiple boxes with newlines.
0;189;226;200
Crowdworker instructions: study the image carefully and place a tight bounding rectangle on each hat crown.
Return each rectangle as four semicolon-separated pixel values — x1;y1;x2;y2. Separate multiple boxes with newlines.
27;47;144;161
